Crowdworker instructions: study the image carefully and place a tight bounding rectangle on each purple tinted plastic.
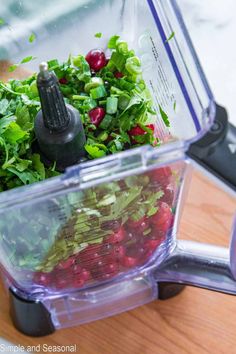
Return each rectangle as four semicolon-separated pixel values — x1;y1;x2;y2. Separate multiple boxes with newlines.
0;160;186;296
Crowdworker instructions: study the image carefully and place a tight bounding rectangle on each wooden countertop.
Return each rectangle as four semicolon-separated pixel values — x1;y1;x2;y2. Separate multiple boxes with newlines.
0;62;236;354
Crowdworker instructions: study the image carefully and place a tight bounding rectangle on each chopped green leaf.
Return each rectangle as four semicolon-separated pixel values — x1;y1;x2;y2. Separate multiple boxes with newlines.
85;144;107;159
0;99;9;115
8;64;18;72
165;31;175;43
108;35;120;49
159;105;170;127
20;56;36;64
95;32;102;38
0;18;5;26
32;154;45;179
173;100;177;112
28;33;36;43
3;122;27;144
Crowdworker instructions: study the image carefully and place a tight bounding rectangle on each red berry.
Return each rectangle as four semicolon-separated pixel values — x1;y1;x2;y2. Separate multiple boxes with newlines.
126;216;146;230
78;244;103;268
54;276;71;289
34;272;51;286
103;262;119;277
59;77;68;85
150;202;172;226
161;183;175;206
114;71;124;79
122;256;138;268
85;49;107;72
106;227;125;244
80;268;91;282
73;276;85;288
147;124;155;131
56;257;75;270
111;245;126;260
89;107;106;127
125;230;139;243
145;238;163;252
147;167;172;186
72;264;82;274
128;126;146;136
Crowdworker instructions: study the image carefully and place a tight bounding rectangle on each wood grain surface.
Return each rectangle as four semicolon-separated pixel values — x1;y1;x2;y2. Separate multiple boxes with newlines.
0;63;236;354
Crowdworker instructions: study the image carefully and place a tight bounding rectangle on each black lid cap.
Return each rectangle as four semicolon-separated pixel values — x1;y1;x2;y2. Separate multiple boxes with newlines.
37;62;70;132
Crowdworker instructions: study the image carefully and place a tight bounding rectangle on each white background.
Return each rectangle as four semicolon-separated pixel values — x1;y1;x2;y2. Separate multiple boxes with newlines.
178;0;236;125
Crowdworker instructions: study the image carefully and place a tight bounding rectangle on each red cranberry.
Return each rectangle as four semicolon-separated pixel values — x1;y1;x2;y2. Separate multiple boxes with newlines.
59;77;68;85
161;183;175;206
103;261;119;278
80;268;91;282
89;107;106;127
78;244;103;268
122;255;138;268
150;202;172;227
106;227;125;244
128;126;146;136
85;49;107;72
114;71;124;79
73;277;85;288
54;277;71;290
111;245;126;260
72;264;82;274
147;124;155;131
145;238;163;252
125;230;139;243
147;167;172;187
56;257;75;270
34;272;51;286
126;216;146;230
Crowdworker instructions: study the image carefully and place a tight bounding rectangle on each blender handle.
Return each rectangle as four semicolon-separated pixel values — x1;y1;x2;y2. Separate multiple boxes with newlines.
187;104;236;193
155;217;236;295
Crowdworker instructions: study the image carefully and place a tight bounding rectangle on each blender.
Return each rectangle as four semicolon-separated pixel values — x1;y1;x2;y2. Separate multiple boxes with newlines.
0;0;235;337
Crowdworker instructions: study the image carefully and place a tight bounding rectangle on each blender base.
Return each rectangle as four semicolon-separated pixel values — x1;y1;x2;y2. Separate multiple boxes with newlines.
8;282;185;336
9;288;55;337
158;282;186;300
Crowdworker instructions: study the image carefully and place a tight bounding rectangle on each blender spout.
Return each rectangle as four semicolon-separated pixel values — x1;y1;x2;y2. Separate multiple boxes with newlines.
155;240;236;295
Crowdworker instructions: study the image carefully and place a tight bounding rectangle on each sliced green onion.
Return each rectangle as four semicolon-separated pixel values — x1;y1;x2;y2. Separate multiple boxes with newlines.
99;114;113;130
90;85;107;100
110;52;126;72
117;41;128;54
72;95;89;101
118;94;130;110
118;79;135;91
106;97;118;114
125;56;142;75
84;77;104;93
97;131;109;142
81;98;97;111
110;86;124;95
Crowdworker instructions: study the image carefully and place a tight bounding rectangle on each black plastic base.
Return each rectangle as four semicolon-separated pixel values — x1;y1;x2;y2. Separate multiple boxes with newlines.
188;104;236;192
158;282;186;300
9;288;55;337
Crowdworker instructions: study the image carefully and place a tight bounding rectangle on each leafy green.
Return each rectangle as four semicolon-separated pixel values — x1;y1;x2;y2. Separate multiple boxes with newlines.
20;56;36;64
165;31;175;43
0;18;5;26
108;35;120;49
159;105;170;127
95;32;102;38
28;33;36;43
85;144;107;158
8;64;18;73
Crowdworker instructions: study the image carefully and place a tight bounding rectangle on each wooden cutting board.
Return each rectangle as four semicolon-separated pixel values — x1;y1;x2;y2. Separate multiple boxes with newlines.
0;63;236;354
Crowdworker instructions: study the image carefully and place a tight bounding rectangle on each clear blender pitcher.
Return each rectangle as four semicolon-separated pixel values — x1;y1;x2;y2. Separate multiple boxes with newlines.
0;0;235;337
